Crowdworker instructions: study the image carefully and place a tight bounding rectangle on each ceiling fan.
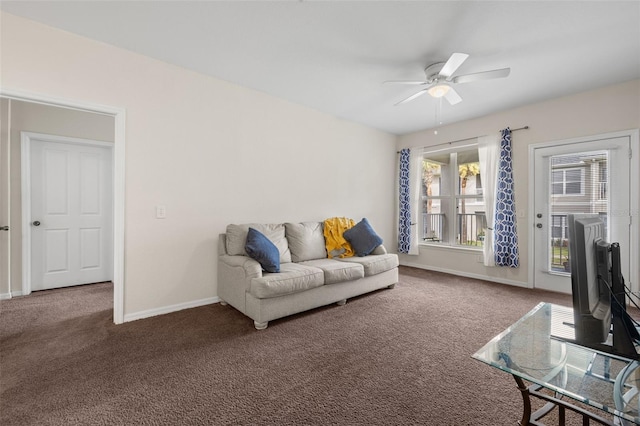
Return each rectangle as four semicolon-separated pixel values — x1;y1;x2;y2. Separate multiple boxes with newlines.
385;53;510;106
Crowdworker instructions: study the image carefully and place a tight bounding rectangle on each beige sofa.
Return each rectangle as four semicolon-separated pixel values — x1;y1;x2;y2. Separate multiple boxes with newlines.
218;222;399;329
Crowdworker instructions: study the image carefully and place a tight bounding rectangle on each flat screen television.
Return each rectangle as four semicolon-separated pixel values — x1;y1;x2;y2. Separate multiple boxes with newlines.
567;214;638;359
567;214;611;344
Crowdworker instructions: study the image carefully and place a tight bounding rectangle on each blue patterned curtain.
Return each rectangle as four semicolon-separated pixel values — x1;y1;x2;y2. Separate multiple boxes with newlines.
398;148;411;253
494;128;519;267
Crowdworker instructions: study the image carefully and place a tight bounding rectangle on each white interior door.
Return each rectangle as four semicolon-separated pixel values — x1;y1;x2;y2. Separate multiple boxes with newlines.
532;136;631;293
26;133;113;291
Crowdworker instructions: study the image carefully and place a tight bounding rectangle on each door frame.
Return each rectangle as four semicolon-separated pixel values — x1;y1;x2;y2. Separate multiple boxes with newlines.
527;129;640;298
0;99;10;300
21;132;114;294
1;88;126;324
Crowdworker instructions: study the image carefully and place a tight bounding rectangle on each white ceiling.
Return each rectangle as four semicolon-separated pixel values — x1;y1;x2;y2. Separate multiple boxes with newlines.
2;1;639;135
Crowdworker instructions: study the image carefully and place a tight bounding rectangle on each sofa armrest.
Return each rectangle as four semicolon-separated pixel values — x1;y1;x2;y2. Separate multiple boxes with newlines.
372;245;387;255
219;254;263;280
218;234;229;256
218;254;262;313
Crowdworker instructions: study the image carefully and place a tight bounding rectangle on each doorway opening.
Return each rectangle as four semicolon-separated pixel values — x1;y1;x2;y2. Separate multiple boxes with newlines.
0;89;125;324
529;131;639;300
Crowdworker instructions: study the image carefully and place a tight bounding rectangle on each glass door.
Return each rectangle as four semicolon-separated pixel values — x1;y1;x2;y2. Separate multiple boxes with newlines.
533;137;630;293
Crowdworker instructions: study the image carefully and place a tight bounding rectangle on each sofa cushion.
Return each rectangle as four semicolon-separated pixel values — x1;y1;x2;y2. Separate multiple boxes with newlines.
300;259;365;284
245;228;280;273
338;254;399;277
285;222;327;262
343;218;383;257
249;263;324;299
226;223;292;263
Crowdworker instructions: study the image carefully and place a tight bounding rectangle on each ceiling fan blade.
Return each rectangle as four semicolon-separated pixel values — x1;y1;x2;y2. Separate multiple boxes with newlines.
452;67;511;84
383;80;428;85
439;53;469;78
395;89;429;105
444;87;462;105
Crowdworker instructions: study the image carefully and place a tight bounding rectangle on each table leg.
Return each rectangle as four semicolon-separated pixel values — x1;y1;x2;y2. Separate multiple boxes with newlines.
514;375;557;425
514;375;533;426
512;374;617;426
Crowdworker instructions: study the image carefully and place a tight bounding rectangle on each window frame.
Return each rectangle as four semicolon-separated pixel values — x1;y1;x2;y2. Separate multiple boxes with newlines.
419;146;485;250
551;167;585;196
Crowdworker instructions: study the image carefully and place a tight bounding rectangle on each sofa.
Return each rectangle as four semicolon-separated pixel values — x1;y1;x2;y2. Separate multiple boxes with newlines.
218;221;399;329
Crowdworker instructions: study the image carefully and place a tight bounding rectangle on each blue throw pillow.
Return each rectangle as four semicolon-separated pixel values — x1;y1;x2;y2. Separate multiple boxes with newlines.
343;218;383;257
245;228;280;273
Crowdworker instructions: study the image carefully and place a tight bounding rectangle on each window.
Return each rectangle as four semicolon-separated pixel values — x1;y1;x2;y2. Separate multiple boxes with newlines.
420;146;485;248
551;167;584;196
598;162;607;200
475;174;483;196
550;214;567;239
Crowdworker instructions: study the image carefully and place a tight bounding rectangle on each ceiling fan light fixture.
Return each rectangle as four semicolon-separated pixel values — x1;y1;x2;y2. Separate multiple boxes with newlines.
427;83;450;98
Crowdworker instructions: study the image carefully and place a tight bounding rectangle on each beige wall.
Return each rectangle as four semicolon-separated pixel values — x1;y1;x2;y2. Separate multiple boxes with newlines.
397;79;640;287
4;100;115;295
0;12;397;318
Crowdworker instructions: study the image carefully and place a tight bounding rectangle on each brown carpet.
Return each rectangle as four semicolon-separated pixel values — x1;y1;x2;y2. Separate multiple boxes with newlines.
0;266;620;425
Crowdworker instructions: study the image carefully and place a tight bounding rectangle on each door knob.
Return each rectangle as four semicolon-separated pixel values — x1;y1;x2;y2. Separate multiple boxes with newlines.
32;221;41;227
536;223;543;228
0;226;8;231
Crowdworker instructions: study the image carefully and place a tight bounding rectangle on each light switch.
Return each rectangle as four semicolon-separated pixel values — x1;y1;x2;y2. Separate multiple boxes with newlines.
156;205;166;219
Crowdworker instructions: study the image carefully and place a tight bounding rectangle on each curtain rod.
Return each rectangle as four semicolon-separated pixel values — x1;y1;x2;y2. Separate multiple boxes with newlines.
397;126;529;153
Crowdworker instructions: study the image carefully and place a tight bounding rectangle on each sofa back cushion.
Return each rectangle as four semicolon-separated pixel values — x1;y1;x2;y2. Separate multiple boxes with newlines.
285;222;327;262
226;223;292;263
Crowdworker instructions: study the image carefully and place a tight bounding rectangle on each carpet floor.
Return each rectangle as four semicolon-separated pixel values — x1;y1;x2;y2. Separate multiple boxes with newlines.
0;266;628;425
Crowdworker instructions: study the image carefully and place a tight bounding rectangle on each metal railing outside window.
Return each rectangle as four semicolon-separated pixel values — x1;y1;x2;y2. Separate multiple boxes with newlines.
598;181;607;200
422;213;445;242
422;212;487;246
458;213;487;246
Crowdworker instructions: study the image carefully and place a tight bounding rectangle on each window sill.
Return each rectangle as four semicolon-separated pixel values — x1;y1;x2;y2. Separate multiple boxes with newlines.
418;242;483;253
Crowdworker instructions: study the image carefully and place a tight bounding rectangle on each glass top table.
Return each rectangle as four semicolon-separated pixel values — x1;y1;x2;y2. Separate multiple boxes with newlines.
473;302;640;425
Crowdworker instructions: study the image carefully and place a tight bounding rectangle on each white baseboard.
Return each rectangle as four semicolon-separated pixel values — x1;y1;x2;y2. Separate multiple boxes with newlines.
124;296;220;323
0;291;24;299
399;261;529;288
